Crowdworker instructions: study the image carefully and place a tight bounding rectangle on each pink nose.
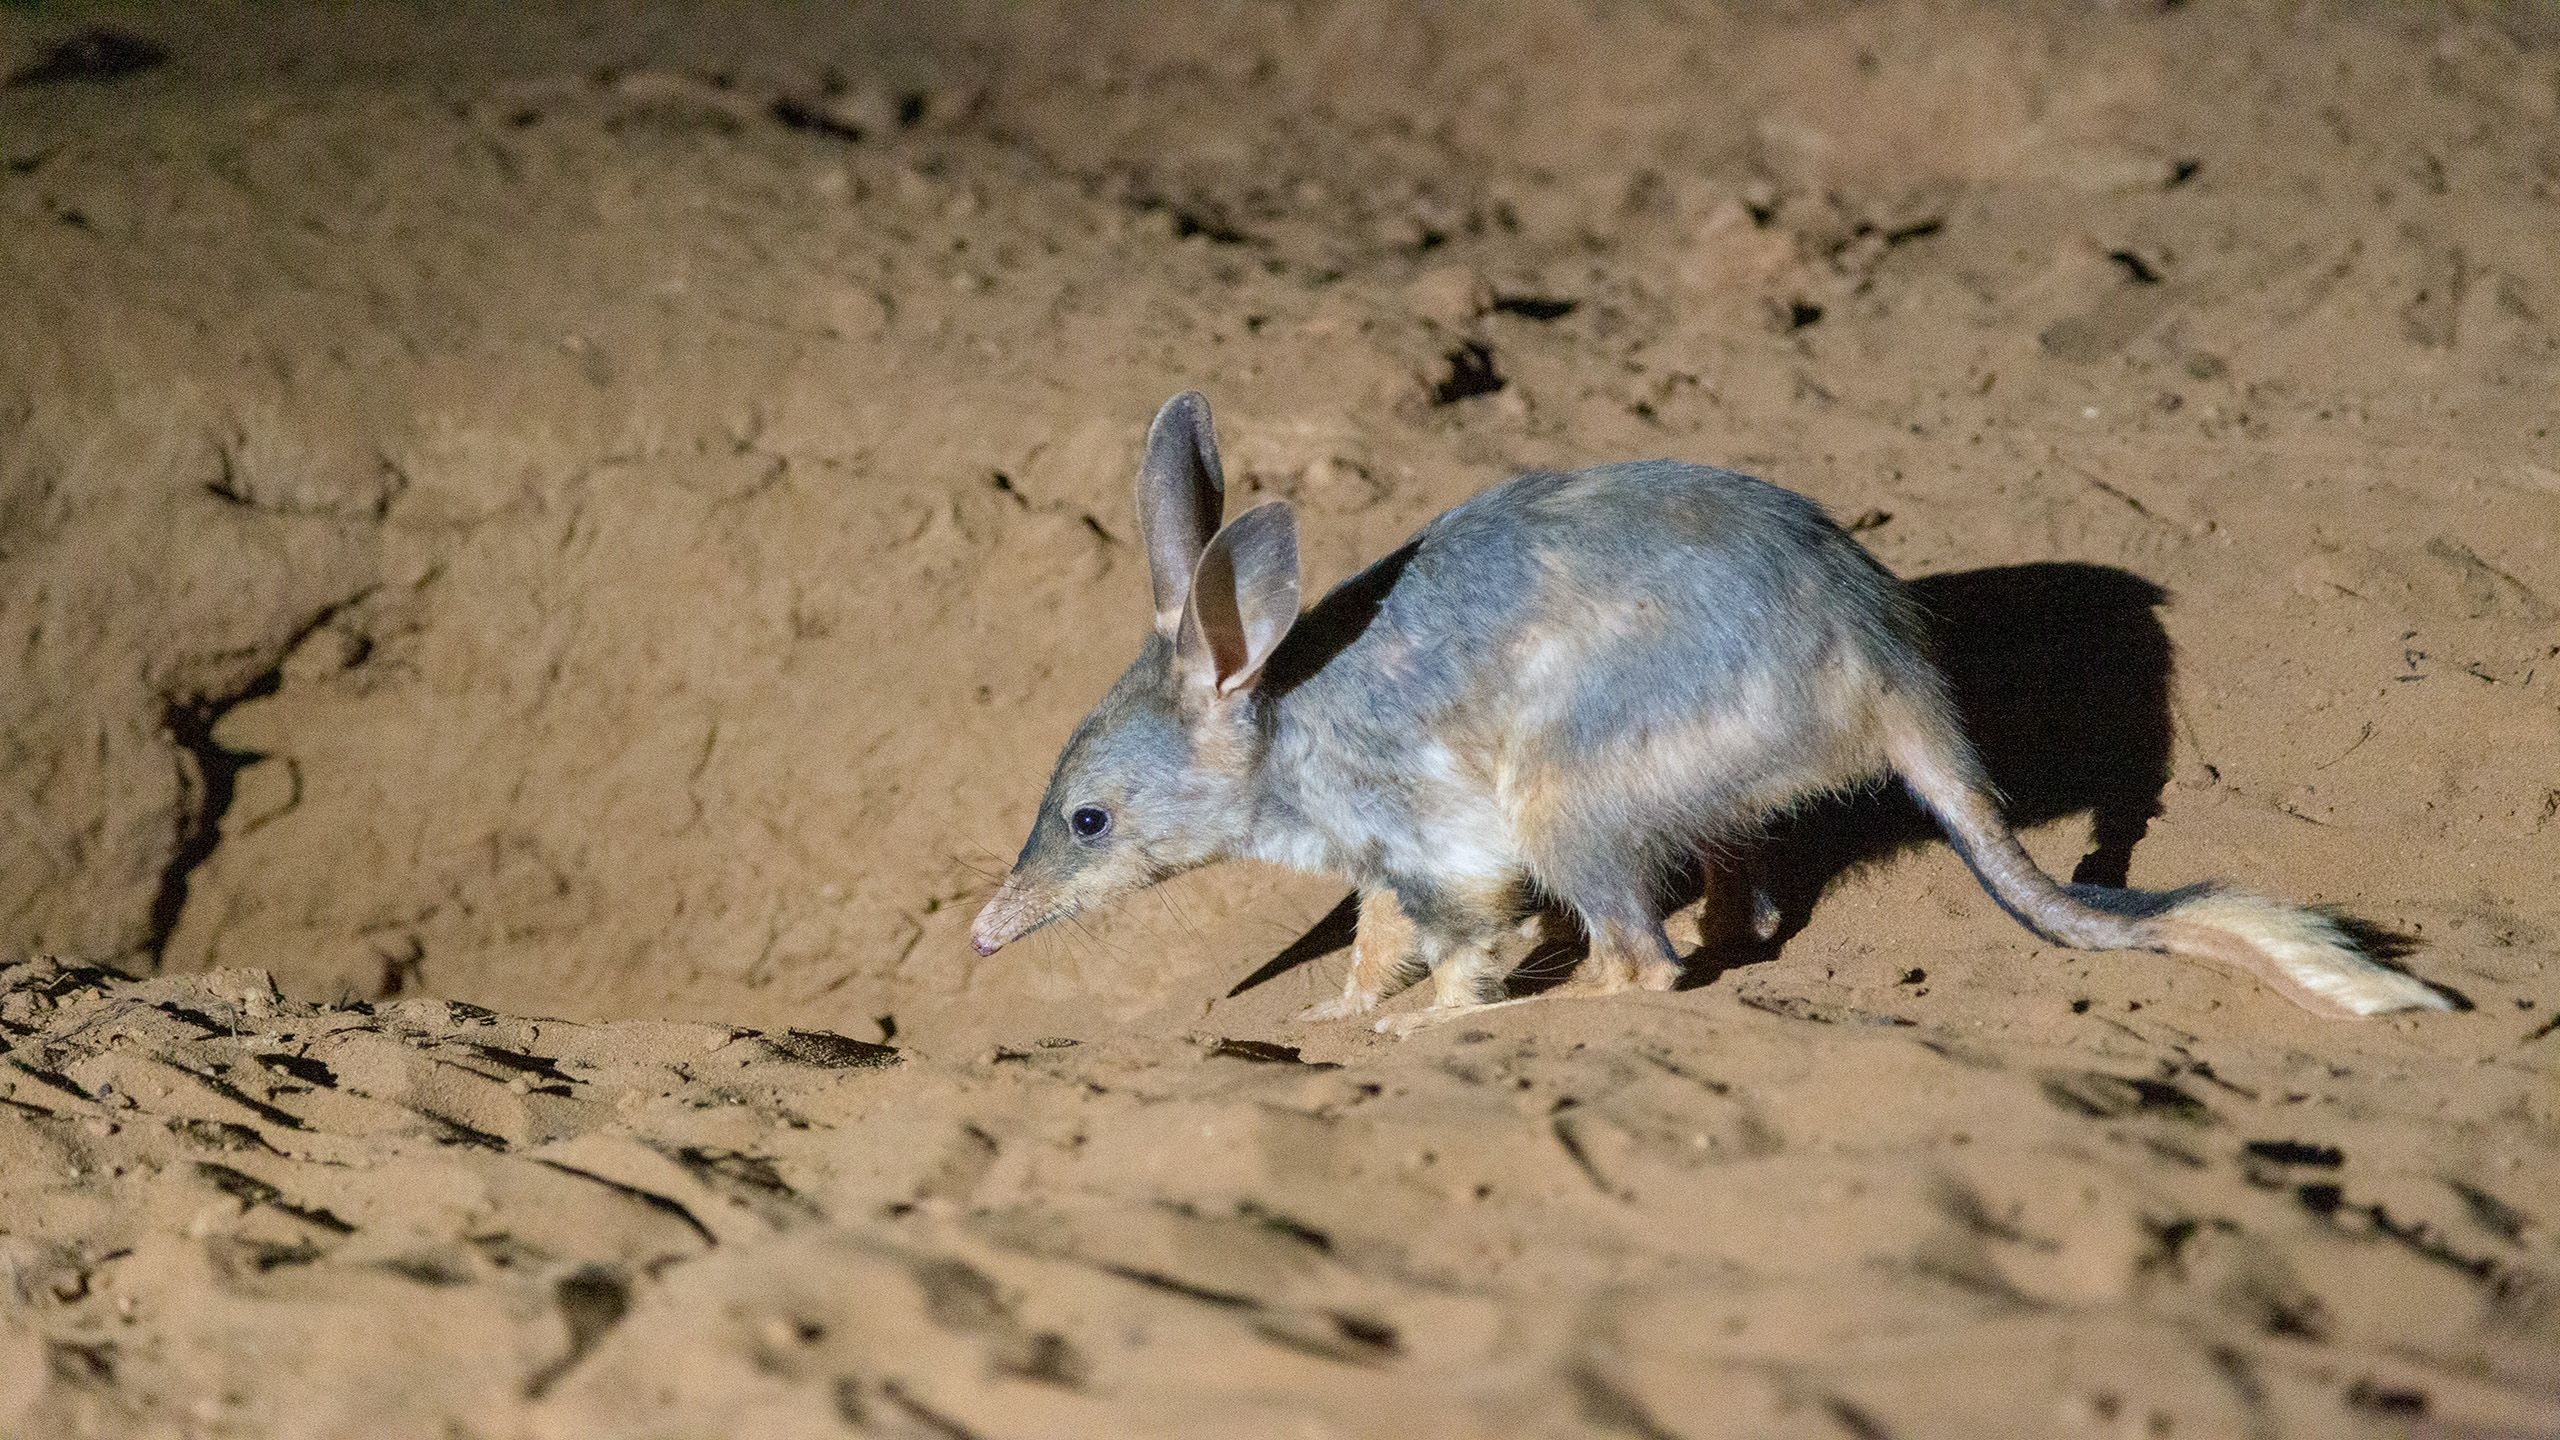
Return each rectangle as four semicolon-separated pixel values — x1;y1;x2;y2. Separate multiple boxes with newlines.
970;886;1033;957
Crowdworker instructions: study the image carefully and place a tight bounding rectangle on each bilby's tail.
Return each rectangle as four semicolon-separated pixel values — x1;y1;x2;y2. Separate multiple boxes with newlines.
1877;692;2448;1018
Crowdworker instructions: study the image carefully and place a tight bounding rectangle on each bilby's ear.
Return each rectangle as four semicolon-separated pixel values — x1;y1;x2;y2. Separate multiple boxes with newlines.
1134;390;1226;639
1176;502;1301;699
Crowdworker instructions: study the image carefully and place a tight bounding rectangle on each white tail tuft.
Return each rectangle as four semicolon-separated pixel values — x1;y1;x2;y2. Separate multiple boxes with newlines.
1883;694;2448;1020
2151;893;2449;1018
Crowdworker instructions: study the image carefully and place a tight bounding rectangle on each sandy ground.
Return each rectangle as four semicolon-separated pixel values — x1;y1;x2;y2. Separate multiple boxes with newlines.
2;1;2557;1435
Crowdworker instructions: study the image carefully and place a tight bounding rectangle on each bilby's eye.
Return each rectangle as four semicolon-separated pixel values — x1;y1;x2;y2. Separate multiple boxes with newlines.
1069;806;1111;840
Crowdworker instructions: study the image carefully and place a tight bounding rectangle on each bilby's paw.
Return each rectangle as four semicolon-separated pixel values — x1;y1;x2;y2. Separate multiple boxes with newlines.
1374;999;1533;1038
1295;991;1379;1023
1373;1010;1444;1039
1662;910;1704;952
1749;889;1782;941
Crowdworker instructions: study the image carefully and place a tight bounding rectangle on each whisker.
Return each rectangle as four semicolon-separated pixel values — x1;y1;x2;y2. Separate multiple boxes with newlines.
941;837;1019;876
1155;886;1204;944
1059;910;1125;961
1507;946;1583;979
934;844;1010;880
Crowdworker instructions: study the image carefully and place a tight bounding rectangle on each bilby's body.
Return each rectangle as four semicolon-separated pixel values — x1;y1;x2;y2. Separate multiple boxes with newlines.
971;392;2448;1029
1252;463;1900;897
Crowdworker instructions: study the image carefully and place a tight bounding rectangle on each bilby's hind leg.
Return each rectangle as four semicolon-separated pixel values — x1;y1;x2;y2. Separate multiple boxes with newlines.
1549;857;1685;993
1727;851;1784;944
1582;916;1684;993
1664;848;1782;956
1297;888;1424;1022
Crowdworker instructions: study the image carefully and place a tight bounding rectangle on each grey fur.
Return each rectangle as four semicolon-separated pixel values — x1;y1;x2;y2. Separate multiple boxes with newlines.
970;392;2442;1022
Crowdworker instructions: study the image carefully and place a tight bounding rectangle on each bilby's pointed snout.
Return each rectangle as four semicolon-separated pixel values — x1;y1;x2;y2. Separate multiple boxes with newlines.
966;897;1014;957
967;879;1045;957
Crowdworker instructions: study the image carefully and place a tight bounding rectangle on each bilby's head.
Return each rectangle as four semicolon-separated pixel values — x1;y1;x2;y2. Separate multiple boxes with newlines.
970;392;1302;956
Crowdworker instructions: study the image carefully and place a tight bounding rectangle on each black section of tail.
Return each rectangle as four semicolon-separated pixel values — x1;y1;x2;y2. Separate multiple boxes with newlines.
1884;697;2156;953
1911;792;2207;941
2060;881;2219;921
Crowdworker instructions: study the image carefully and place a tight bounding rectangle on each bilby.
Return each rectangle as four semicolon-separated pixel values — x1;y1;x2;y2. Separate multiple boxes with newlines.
969;391;2448;1032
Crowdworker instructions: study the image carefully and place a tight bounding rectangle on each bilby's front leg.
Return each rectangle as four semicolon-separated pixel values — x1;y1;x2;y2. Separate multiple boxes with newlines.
1380;896;1680;1037
1372;928;1506;1037
1295;888;1423;1021
1344;906;1566;1032
1368;879;1541;1037
1378;920;1676;1038
1429;932;1505;1007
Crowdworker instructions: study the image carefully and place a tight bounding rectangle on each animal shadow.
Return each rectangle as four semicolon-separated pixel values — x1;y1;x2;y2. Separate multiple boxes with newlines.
1235;561;2176;1000
1745;560;2176;945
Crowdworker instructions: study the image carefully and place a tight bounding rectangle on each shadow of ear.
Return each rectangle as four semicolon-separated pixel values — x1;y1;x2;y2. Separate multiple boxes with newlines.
1225;891;1359;998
